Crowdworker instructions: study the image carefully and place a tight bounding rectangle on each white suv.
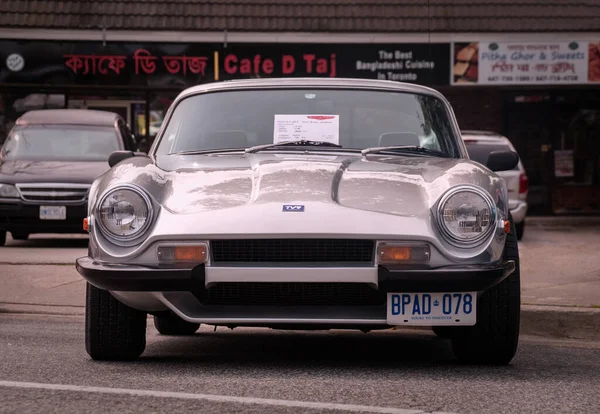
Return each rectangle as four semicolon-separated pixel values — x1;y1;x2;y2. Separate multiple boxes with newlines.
461;131;528;240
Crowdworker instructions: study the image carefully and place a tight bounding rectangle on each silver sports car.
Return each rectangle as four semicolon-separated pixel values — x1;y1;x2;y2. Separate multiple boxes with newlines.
76;78;521;365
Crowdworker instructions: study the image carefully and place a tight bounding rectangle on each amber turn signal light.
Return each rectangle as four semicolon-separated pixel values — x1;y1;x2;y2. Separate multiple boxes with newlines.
175;246;206;261
377;243;430;264
503;220;511;234
83;217;89;232
157;244;208;264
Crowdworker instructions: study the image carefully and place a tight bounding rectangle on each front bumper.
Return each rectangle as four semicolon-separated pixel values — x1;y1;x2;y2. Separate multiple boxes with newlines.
76;257;515;294
76;257;515;326
509;200;528;223
0;201;87;233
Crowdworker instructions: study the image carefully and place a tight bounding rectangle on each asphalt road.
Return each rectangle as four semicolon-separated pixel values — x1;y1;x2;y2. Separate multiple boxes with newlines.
1;225;600;413
1;313;600;414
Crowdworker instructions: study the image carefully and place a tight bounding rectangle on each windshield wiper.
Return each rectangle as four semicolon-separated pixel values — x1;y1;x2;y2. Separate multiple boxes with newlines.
245;140;342;154
360;145;449;158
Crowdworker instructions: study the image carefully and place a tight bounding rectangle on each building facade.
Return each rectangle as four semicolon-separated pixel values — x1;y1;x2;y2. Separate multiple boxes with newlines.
1;0;600;214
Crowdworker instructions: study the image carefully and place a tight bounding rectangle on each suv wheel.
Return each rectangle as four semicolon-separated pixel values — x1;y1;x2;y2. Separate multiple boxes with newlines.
153;312;200;335
450;218;521;365
11;232;29;240
85;283;147;360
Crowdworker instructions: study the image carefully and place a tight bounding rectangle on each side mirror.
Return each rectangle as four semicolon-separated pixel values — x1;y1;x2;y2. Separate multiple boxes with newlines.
108;151;138;168
486;150;519;172
108;150;150;167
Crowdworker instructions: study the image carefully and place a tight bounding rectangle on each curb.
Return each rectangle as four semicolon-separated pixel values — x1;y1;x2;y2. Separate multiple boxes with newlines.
0;303;84;316
526;216;600;227
2;303;599;341
520;305;600;341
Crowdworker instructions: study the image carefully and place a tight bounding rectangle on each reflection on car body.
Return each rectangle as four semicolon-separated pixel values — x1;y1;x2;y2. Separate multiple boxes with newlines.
75;78;522;365
0;109;137;245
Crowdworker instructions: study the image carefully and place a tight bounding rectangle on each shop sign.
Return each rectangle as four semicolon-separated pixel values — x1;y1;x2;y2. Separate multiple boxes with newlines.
0;41;451;87
452;41;600;85
554;149;574;177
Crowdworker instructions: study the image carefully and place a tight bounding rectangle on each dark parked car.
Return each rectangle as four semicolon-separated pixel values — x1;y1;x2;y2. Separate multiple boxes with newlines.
0;109;137;245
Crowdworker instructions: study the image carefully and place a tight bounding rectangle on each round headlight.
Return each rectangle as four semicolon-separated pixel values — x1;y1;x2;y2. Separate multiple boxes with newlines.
97;186;152;241
437;187;495;246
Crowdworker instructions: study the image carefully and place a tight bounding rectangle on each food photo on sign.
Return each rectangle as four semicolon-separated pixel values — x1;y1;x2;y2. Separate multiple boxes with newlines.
589;42;600;82
452;42;479;84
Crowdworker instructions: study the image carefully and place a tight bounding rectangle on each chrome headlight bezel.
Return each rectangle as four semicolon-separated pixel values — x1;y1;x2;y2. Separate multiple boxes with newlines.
0;183;20;198
95;184;155;246
435;185;497;249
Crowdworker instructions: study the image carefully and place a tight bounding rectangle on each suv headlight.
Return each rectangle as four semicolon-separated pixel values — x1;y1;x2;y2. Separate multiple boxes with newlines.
96;185;153;243
436;186;496;247
0;184;19;198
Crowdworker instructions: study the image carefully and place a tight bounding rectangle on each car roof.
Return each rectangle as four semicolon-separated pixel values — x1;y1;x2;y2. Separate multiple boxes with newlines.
177;77;448;101
15;109;121;127
461;130;511;142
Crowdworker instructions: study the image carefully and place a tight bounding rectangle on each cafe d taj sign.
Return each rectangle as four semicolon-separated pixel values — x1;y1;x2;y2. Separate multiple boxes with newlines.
0;41;451;87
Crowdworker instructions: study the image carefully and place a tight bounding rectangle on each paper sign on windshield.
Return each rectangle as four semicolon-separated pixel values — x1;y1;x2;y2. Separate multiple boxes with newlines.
273;115;340;145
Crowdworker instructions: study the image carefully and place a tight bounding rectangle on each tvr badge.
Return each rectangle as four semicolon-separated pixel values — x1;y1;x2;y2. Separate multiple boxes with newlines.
282;205;305;212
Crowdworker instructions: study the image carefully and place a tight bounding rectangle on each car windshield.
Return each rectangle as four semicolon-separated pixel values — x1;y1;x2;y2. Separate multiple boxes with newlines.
1;125;121;161
464;141;520;171
155;89;461;157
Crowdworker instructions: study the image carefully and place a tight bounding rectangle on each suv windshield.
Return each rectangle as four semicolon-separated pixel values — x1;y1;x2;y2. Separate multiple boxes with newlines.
155;89;460;157
1;125;121;161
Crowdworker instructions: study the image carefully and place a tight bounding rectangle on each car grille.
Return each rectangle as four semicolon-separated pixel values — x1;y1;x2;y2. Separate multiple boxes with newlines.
16;184;90;203
210;239;375;264
194;282;386;306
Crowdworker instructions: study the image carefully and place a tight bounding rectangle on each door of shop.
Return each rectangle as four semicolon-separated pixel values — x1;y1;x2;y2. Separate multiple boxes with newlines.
503;95;556;214
551;93;600;214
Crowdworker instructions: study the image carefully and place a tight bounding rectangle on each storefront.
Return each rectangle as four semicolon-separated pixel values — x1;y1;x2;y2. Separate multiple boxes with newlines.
0;40;450;149
447;40;600;214
1;37;600;214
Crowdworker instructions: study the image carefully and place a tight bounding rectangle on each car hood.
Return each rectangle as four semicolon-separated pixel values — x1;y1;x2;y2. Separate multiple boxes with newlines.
96;152;504;218
0;159;111;184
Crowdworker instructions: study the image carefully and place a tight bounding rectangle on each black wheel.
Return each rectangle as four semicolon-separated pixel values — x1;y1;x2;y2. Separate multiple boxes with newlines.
450;218;521;365
11;232;29;240
85;283;147;360
515;221;525;240
153;312;200;335
0;231;5;246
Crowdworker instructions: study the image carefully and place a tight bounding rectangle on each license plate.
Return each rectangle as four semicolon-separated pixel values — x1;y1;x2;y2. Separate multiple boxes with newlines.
387;292;477;326
39;206;66;220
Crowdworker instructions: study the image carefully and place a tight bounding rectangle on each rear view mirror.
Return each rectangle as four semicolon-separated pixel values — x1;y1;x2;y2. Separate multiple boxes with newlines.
486;150;519;172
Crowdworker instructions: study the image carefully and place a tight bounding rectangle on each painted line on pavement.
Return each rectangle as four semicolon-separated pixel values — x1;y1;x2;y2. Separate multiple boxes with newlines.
0;380;453;414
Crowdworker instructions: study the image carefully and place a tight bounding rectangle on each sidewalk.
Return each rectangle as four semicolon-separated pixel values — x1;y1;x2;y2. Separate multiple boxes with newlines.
1;222;599;340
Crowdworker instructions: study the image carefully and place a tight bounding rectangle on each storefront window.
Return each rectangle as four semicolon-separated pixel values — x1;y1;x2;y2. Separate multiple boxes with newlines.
0;92;66;144
145;93;177;146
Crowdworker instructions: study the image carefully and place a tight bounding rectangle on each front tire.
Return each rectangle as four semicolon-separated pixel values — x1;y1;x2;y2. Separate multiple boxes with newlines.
0;231;5;246
85;283;147;360
515;221;525;240
450;219;521;365
153;312;200;335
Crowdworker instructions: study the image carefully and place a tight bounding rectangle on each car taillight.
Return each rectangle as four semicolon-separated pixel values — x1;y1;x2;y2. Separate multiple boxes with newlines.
519;173;528;194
